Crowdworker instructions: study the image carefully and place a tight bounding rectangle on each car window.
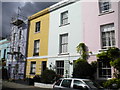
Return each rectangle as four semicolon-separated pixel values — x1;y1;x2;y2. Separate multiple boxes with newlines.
83;80;99;89
73;80;83;85
55;79;62;86
61;79;72;88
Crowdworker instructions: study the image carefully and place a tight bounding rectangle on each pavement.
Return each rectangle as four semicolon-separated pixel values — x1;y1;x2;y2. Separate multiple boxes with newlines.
2;80;52;90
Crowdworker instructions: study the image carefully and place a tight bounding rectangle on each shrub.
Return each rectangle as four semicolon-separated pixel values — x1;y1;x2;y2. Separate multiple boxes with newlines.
103;78;120;89
73;58;94;79
41;69;56;84
33;75;41;83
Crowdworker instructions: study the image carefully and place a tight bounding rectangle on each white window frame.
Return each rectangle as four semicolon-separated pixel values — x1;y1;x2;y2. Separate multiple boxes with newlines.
30;62;36;74
101;23;115;49
61;11;68;25
33;40;40;56
60;34;68;54
98;60;112;79
56;61;64;76
99;0;111;13
35;21;40;32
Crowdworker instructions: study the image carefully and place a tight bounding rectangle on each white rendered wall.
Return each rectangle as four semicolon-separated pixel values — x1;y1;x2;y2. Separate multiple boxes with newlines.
48;1;83;77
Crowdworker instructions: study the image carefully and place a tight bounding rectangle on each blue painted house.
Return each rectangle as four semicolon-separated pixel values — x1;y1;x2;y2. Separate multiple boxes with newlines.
0;39;10;69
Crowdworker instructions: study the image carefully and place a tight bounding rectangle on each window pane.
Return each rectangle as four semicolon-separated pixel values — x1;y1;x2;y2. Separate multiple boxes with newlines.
56;61;64;75
98;60;111;78
34;40;40;55
99;0;111;13
101;23;115;48
61;11;68;25
74;80;83;85
30;62;36;74
60;34;68;53
35;21;40;32
61;79;72;88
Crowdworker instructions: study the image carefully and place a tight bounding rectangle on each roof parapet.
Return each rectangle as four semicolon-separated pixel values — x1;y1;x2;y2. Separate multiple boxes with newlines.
28;8;49;20
49;0;79;12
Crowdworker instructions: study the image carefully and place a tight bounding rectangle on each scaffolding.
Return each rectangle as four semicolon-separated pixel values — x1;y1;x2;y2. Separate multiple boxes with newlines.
7;7;27;79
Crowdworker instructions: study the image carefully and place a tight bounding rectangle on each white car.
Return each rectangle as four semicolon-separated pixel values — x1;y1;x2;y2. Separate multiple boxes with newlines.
53;78;104;90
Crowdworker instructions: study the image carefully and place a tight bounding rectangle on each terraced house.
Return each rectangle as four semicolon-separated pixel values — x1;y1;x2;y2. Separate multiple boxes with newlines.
47;0;83;78
26;0;120;80
0;39;10;69
83;0;120;80
26;8;49;78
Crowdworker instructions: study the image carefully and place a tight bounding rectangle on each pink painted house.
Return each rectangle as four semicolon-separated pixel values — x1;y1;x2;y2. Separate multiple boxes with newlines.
82;0;120;80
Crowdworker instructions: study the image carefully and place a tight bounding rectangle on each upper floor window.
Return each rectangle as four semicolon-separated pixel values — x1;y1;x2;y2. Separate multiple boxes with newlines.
3;49;6;59
101;23;115;49
99;0;111;13
35;21;40;32
61;11;68;25
19;30;22;40
33;40;40;56
13;33;16;41
60;34;68;54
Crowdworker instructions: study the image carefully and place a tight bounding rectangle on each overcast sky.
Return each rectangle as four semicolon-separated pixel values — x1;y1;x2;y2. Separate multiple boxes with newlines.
1;0;60;38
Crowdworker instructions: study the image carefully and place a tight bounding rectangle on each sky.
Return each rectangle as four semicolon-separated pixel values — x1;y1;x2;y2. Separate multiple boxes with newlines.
1;0;61;38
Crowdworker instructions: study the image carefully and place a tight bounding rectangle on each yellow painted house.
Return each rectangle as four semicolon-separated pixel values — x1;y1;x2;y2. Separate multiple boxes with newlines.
26;8;49;78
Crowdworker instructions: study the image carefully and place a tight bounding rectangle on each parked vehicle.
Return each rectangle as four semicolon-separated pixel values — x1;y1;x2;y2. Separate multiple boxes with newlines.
53;78;104;90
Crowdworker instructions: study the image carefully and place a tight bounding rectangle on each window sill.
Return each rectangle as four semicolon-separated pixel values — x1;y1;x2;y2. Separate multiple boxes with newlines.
99;10;114;16
33;53;39;56
59;23;70;27
30;73;35;75
99;46;115;52
58;53;69;55
34;31;40;34
99;48;108;52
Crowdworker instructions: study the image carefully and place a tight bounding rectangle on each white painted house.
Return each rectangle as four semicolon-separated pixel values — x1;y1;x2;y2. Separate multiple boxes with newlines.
47;0;83;77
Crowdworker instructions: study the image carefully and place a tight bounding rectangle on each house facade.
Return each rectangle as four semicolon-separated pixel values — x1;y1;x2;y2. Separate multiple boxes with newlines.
0;39;10;69
47;0;83;77
26;8;49;78
83;0;120;80
25;0;120;80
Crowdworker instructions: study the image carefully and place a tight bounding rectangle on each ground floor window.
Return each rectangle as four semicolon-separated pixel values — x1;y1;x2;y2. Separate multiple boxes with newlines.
30;61;36;74
56;61;64;76
98;60;111;78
